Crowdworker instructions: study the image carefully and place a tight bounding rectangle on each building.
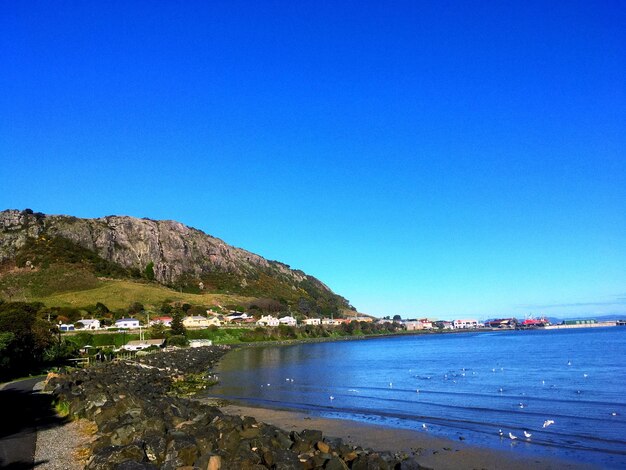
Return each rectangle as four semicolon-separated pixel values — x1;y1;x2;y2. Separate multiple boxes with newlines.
122;339;166;351
59;323;75;332
76;319;101;330
182;316;212;328
115;318;141;329
485;318;516;328
453;319;479;329
433;320;454;330
404;321;422;331
563;319;597;325
279;316;298;327
189;339;213;348
224;313;251;323
321;318;341;326
417;318;433;329
257;315;279;327
303;318;321;326
149;316;173;327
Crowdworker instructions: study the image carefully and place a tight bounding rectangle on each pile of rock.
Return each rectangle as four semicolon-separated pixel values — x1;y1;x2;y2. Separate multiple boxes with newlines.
46;346;425;469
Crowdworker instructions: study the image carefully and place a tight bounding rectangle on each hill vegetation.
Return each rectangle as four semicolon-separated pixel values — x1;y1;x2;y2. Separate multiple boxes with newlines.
0;209;355;317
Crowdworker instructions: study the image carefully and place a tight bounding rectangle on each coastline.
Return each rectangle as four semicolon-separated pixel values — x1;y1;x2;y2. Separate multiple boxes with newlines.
219;402;597;470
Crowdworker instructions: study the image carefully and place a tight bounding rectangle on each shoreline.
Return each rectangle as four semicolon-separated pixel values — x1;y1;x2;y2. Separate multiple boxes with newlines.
218;401;598;470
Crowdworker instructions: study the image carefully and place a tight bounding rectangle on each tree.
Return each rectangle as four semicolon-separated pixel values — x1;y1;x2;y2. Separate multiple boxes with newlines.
128;302;144;315
0;302;55;377
167;335;188;347
149;322;166;339
95;302;110;315
187;305;207;316
171;311;186;336
393;315;402;321
144;262;155;281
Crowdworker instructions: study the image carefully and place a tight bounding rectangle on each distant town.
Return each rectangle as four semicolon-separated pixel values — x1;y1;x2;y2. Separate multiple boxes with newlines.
57;310;626;352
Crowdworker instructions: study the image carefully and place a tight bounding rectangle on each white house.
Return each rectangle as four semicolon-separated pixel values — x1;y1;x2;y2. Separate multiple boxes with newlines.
303;318;321;326
122;338;166;351
115;318;141;329
257;315;279;327
279;316;298;327
453;319;479;329
76;319;101;330
59;323;75;332
321;318;341;326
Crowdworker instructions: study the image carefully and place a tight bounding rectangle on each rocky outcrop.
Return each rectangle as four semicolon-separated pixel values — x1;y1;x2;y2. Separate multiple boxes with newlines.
0;209;351;312
45;347;425;469
1;209;289;284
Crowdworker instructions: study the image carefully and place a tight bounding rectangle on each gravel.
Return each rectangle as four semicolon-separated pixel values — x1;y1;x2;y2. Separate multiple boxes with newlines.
34;381;93;470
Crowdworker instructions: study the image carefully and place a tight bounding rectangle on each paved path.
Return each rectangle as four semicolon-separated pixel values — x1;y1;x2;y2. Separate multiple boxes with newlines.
0;377;63;470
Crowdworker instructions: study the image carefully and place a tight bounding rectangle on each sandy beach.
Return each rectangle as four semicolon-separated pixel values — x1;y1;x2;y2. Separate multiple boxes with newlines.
221;403;599;470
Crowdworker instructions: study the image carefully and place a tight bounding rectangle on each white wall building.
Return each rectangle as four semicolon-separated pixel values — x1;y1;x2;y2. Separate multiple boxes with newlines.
76;319;100;330
453;319;479;329
122;339;166;351
279;316;298;327
115;318;141;329
303;318;321;325
257;315;279;327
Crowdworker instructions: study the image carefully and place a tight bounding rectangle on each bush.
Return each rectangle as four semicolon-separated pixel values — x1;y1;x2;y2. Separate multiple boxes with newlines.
167;335;188;347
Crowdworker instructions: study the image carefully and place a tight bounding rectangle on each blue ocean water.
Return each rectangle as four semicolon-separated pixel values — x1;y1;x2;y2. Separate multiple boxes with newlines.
210;327;626;468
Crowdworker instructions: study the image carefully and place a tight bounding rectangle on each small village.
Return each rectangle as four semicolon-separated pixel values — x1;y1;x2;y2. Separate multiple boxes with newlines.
56;309;623;354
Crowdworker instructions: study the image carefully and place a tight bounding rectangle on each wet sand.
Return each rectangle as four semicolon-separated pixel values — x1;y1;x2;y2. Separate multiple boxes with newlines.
221;403;598;470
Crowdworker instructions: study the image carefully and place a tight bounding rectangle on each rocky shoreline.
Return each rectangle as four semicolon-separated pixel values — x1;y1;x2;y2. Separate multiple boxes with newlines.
45;346;426;469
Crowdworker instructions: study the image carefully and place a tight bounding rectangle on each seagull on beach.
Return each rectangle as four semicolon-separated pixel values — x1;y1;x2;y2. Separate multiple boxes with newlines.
509;432;518;440
422;423;427;430
523;431;532;439
498;429;503;437
329;395;334;401
543;419;555;428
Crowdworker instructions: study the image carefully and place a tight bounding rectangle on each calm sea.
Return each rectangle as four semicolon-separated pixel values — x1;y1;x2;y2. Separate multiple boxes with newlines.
209;327;626;468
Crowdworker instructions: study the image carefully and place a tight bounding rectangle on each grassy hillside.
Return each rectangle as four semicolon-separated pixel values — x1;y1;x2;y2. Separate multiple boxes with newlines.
0;226;354;316
29;278;256;310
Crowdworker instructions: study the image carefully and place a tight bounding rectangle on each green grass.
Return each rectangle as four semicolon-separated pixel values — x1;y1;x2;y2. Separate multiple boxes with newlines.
54;399;71;418
186;328;251;344
28;278;255;310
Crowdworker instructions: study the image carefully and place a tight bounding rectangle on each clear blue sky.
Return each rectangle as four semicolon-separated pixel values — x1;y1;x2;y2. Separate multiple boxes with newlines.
1;1;625;319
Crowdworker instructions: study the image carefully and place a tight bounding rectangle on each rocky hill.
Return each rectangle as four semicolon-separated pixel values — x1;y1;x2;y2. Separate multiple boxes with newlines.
0;209;352;315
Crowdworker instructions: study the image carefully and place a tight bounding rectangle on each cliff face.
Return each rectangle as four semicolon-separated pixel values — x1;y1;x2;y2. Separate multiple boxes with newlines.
0;209;350;313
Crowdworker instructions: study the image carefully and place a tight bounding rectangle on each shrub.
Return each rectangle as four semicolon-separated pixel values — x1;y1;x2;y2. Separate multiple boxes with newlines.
167;335;188;347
